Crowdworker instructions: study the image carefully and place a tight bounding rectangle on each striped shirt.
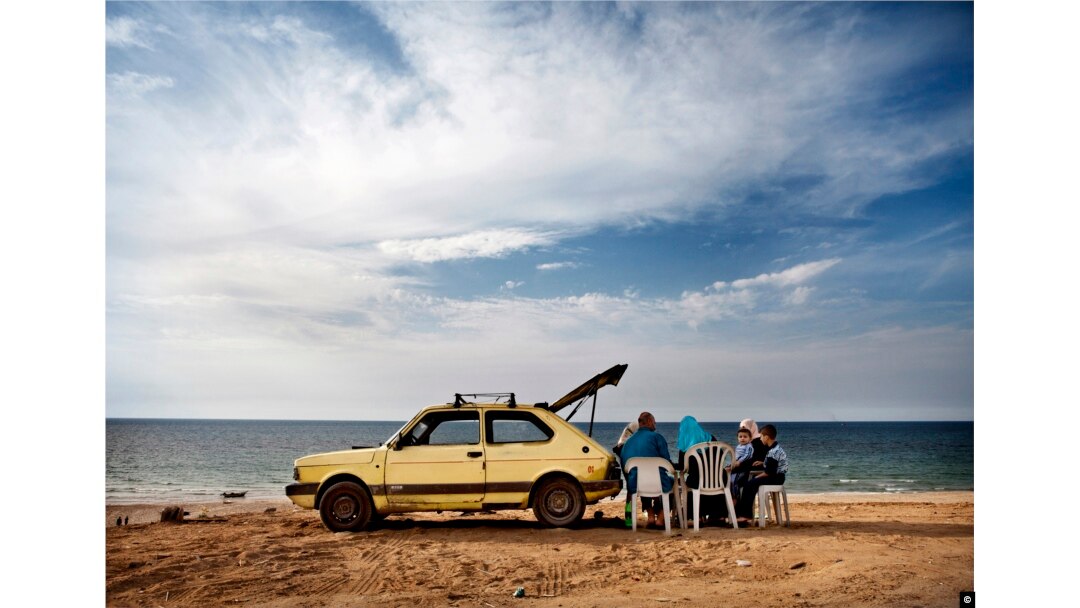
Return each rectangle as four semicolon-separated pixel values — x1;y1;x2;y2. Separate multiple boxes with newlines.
735;442;753;463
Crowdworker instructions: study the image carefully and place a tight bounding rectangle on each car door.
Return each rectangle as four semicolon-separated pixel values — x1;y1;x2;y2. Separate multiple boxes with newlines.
482;409;556;505
384;409;484;504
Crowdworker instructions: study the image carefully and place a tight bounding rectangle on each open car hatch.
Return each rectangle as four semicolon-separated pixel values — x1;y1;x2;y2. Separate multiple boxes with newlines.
542;364;628;436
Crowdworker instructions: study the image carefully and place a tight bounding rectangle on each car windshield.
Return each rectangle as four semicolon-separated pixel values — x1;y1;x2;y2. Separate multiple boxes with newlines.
385;421;410;446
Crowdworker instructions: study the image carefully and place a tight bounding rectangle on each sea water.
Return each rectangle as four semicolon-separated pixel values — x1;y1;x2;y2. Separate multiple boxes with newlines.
105;419;972;504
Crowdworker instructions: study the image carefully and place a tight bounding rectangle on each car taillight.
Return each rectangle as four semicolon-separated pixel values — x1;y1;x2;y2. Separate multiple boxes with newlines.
606;460;622;480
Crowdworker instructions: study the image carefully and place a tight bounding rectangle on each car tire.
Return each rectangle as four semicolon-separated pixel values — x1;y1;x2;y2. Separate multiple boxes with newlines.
319;481;373;532
533;477;585;527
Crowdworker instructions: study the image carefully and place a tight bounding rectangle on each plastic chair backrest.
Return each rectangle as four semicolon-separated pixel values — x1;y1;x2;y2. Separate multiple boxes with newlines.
625;457;674;497
685;441;735;492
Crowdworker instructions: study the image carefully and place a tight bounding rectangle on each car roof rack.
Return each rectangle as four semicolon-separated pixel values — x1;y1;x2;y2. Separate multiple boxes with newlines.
453;393;517;408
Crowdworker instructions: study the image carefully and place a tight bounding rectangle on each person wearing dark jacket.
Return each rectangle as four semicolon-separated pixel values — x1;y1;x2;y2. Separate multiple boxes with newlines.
734;424;789;524
728;418;768;487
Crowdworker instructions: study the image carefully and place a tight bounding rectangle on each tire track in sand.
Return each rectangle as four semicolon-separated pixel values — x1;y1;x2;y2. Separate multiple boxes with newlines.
538;560;566;597
342;531;417;595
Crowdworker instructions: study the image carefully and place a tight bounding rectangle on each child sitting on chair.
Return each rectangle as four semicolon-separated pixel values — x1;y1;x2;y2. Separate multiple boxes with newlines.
728;427;754;504
734;424;788;525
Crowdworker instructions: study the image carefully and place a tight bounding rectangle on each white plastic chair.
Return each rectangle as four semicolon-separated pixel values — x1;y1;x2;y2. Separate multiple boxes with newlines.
755;484;790;528
681;441;739;532
624;457;678;534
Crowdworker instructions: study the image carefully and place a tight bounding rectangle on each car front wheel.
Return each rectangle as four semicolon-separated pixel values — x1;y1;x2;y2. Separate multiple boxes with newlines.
533;477;585;527
319;481;373;532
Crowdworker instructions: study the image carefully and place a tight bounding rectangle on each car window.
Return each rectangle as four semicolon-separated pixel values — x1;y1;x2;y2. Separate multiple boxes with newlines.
406;421;429;444
404;411;480;446
428;418;479;445
486;410;554;444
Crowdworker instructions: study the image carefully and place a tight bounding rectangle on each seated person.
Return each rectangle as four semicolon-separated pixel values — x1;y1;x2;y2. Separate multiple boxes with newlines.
728;426;754;504
728;418;767;499
677;415;724;525
734;424;788;525
621;411;673;528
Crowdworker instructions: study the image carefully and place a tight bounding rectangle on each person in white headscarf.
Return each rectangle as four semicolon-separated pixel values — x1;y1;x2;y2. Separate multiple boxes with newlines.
612;420;638;462
729;418;769;503
739;418;761;441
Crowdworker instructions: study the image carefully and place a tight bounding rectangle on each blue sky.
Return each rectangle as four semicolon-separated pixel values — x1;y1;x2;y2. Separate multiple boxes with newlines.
104;1;973;422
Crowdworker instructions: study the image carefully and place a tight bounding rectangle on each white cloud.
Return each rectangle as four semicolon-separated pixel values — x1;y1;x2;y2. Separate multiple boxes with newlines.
672;288;759;330
425;259;840;337
537;262;580;271
104;4;971;420
678;259;842;328
108;286;972;420
106;16;152;49
107;71;175;98
728;258;842;289
378;229;560;263
107;4;971;255
786;285;814;306
243;15;332;46
367;2;970;219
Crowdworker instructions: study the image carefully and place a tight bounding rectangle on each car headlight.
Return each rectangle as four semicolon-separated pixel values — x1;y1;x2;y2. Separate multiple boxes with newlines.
293;467;300;481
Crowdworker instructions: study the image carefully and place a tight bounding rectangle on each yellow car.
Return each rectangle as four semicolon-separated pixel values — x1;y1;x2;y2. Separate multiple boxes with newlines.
286;365;628;532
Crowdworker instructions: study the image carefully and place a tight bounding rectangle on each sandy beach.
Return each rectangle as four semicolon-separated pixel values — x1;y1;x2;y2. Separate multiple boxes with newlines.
105;491;972;607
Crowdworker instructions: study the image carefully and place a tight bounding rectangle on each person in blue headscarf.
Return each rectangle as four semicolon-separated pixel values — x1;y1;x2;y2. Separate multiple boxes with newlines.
676;416;720;525
677;416;713;455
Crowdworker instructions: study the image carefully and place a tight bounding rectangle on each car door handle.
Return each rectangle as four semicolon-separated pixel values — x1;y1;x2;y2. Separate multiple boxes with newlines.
467;451;483;458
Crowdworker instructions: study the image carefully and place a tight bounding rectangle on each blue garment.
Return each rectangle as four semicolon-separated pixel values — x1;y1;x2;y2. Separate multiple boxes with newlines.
676;416;712;453
735;442;789;520
735;442;753;463
621;427;673;494
764;443;789;475
730;442;755;501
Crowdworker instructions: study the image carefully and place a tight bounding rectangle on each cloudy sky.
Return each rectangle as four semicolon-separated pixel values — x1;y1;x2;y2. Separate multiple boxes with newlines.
105;1;973;422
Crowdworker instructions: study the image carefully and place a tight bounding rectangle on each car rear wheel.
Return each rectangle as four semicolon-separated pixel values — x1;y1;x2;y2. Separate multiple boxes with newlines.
533;477;585;527
319;481;373;532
